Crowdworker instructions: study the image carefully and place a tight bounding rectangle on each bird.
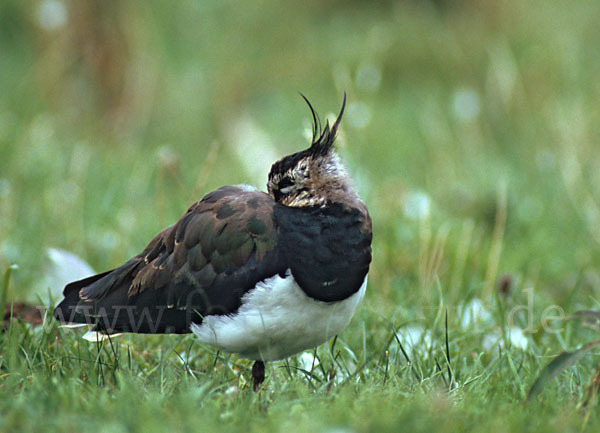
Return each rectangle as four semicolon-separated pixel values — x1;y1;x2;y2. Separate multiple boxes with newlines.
53;94;372;391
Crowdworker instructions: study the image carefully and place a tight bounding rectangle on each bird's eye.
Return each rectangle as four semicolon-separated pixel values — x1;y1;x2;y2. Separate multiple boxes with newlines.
279;176;294;193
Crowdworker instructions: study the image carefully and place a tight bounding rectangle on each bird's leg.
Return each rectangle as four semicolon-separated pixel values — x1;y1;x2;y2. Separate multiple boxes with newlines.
252;360;265;392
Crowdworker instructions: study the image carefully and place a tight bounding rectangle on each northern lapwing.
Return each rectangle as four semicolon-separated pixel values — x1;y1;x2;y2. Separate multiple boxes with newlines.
53;94;372;391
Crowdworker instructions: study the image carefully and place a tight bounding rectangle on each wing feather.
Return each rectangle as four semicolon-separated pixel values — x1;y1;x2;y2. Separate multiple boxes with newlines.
53;186;285;334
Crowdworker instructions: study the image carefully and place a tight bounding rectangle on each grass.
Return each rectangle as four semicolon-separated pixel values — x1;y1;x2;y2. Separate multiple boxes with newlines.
2;0;600;431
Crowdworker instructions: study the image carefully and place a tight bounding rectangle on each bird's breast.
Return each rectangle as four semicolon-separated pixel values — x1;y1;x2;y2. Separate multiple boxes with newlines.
273;201;372;302
190;270;367;361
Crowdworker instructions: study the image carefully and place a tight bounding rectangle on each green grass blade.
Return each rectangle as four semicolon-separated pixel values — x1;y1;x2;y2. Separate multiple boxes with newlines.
1;264;18;321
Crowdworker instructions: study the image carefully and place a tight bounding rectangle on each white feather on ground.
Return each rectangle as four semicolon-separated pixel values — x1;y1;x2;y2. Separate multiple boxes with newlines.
41;248;95;306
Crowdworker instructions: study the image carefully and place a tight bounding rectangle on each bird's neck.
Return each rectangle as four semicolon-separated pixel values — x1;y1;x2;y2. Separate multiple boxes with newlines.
311;155;362;208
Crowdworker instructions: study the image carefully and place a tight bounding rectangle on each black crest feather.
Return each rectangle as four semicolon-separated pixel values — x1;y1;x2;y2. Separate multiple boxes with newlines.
299;92;346;156
267;93;347;180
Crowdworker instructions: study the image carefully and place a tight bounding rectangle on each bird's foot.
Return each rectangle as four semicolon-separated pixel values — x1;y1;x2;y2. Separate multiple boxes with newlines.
252;360;265;392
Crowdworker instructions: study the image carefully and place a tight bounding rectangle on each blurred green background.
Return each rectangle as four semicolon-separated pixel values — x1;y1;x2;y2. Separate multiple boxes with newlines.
3;0;600;430
2;0;600;307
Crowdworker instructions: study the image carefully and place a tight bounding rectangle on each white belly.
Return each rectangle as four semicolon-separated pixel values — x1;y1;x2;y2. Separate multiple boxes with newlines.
191;271;367;361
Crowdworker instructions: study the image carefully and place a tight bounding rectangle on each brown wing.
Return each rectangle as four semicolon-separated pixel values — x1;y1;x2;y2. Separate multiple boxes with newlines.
53;186;286;334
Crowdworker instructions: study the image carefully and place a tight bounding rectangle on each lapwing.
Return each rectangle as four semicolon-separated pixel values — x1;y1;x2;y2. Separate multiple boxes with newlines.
53;94;372;391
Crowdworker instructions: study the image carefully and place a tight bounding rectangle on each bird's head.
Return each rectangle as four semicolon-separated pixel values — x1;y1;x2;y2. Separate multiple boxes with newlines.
267;94;357;207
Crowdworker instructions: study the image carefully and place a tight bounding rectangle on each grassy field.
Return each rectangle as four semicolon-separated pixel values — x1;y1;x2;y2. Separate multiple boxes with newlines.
2;0;600;431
